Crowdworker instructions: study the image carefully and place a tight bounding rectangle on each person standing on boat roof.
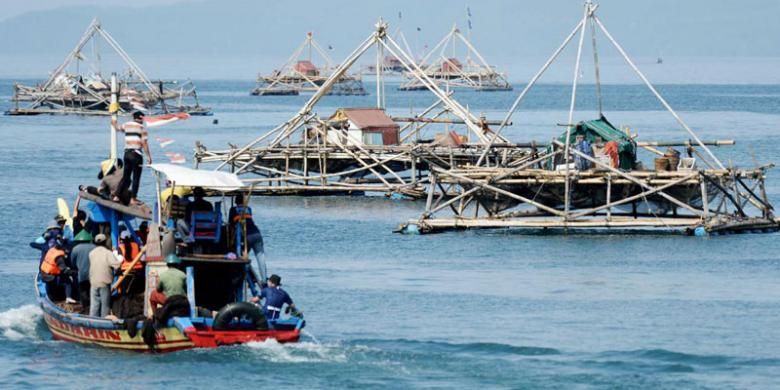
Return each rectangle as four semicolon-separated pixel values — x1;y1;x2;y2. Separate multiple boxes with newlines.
229;194;266;286
113;111;152;205
70;230;95;314
251;274;302;320
89;234;122;317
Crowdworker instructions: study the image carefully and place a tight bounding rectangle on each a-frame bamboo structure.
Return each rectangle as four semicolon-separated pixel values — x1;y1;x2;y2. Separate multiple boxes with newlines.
400;1;778;235
399;25;512;91
252;32;367;96
6;19;210;116
198;20;526;198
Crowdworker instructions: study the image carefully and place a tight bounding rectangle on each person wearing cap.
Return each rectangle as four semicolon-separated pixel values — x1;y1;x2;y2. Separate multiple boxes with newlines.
113;110;152;205
88;233;122;317
151;254;187;309
250;274;302;320
40;235;77;302
30;216;66;264
117;229;145;295
70;229;95;313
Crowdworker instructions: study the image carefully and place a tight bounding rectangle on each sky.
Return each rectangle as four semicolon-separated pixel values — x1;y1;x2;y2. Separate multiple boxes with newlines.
0;0;779;82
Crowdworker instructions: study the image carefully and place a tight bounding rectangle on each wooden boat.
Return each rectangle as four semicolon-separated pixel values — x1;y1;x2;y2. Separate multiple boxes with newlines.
36;164;305;352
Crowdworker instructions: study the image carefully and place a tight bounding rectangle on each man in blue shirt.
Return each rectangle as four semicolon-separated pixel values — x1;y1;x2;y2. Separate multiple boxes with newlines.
251;274;302;320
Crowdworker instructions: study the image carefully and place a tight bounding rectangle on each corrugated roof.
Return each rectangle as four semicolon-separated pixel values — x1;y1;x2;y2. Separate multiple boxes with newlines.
339;108;399;130
294;60;319;74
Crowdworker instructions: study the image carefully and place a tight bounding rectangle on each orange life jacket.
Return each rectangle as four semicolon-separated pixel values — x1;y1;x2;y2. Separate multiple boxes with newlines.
232;206;252;223
41;248;65;275
120;242;143;271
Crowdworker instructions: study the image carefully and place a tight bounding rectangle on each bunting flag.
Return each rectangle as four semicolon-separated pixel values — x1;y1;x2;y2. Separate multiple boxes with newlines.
155;137;175;148
467;6;473;29
144;112;191;128
468;19;473;30
165;152;186;164
398;11;402;20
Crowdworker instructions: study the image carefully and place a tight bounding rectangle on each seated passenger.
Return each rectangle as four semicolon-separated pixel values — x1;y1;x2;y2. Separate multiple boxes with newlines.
229;194;266;286
176;187;213;240
250;274;302;320
86;159;131;205
150;254;187;310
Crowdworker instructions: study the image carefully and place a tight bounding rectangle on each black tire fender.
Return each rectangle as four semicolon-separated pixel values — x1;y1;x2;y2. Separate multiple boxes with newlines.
213;302;268;330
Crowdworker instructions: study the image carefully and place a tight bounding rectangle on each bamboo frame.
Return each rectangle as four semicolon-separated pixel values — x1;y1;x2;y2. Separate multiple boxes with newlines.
6;19;209;116
199;20;528;198
398;25;512;91
401;1;778;234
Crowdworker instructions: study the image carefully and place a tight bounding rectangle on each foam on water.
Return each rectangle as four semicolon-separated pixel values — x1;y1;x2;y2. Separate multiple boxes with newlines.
0;304;41;341
245;339;348;364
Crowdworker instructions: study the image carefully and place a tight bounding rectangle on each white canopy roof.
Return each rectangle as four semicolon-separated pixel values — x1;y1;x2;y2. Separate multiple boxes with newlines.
149;164;245;191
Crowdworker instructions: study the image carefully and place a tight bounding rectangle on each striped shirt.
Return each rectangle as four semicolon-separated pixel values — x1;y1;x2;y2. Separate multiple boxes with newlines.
121;121;148;150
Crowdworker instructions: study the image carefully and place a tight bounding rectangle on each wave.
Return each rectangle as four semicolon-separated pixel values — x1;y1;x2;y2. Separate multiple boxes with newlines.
353;338;560;357
0;304;42;341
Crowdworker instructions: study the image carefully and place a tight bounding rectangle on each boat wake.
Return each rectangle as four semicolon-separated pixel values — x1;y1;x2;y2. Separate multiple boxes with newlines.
0;305;42;341
245;338;348;363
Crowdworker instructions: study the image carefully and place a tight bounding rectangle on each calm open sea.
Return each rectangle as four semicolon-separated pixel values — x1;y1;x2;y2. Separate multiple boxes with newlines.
0;79;778;389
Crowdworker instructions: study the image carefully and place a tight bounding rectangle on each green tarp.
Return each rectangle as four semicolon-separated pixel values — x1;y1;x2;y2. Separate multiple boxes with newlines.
553;116;636;170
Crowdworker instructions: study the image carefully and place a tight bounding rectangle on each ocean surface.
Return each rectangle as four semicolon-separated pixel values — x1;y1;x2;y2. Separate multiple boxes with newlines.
0;79;779;389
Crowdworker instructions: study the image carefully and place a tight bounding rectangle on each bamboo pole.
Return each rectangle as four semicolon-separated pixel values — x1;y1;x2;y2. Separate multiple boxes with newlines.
111;245;148;292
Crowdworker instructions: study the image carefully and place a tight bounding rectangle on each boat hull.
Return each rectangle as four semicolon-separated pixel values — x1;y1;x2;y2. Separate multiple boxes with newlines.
37;279;303;352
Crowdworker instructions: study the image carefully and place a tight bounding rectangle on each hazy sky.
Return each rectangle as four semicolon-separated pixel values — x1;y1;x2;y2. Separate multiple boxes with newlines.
1;0;779;82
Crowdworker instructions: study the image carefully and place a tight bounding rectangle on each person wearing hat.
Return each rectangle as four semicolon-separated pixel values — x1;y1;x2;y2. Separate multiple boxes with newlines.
90;158;130;204
88;233;122;317
70;229;95;313
40;235;77;302
150;254;187;310
113;110;152;205
30;216;66;264
250;274;302;320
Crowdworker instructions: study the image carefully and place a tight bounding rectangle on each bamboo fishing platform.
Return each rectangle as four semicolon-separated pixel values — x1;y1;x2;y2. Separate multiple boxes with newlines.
398;1;779;235
201;21;524;198
251;32;367;96
5;19;210;116
398;26;512;92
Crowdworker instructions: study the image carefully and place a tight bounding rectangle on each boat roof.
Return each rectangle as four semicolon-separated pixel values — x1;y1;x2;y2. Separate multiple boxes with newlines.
149;164;245;191
333;108;399;130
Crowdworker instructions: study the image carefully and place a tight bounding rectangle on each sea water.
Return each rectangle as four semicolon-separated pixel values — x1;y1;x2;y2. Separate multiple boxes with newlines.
0;79;778;388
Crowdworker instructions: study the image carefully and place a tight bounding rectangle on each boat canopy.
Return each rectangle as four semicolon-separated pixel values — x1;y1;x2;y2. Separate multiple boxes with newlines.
555;116;636;170
149;164;245;191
